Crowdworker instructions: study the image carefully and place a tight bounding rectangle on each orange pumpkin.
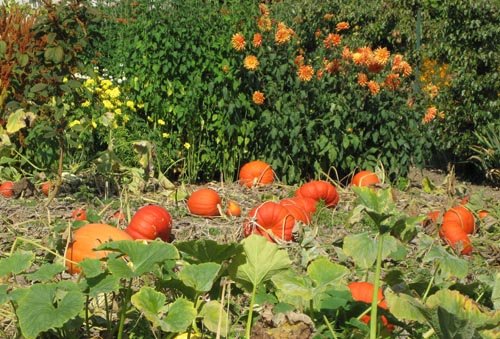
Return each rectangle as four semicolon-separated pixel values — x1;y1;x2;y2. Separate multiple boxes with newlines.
295;180;339;207
72;208;87;221
351;170;380;187
478;210;489;219
125;205;173;241
238;160;274;188
439;221;473;255
348;281;388;310
0;181;15;198
442;205;475;234
187;188;221;217
279;199;312;224
281;197;318;214
40;181;53;196
65;223;133;274
225;200;242;217
243;201;295;242
422;210;441;227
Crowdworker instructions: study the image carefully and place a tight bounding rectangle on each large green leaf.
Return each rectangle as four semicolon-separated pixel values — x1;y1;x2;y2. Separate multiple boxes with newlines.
423;243;469;280
175;239;242;264
343;233;377;269
24;263;65;282
162;298;197;333
0;284;8;304
0;251;34;277
199;300;228;337
131;286;167;329
178;262;221;293
16;282;85;339
230;235;291;291
98;240;179;277
307;257;349;286
351;187;396;226
81;273;121;297
385;289;427;323
272;270;313;310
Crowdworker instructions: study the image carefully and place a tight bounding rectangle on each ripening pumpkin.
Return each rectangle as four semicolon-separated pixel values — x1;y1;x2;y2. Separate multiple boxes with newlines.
187;188;221;217
243;201;295;242
442;205;475;234
125;205;173;241
225;200;242;217
348;281;388;310
478;210;489;219
0;181;15;198
72;208;87;221
279;199;312;224
281;197;318;214
439;221;473;255
295;180;339;207
40;181;52;196
65;223;133;274
238;160;274;188
351;170;380;187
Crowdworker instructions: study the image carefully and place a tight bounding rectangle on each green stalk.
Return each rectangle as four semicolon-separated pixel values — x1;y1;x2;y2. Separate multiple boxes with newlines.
245;285;257;339
117;279;133;339
323;315;338;339
422;265;439;302
85;296;90;338
370;234;384;339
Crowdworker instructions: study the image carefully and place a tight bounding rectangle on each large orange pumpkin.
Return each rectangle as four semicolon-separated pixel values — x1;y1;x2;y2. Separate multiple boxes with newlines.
65;223;133;274
348;281;393;331
351;170;380;187
187;188;221;217
295;180;339;207
0;181;14;198
281;197;318;214
442;205;475;234
125;205;173;241
279;199;312;224
439;221;473;255
238;160;274;188
243;201;295;242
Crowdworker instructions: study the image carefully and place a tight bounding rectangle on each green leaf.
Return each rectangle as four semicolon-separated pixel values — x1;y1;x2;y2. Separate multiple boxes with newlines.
385;289;427;323
343;233;377;269
308;256;349;287
175;239;242;264
0;284;8;304
272;270;313;309
162;298;196;333
178;262;221;293
492;272;500;310
0;41;6;57
199;300;228;337
24;263;65;282
30;83;47;93
352;187;396;226
97;240;179;276
0;251;34;277
423;244;468;280
230;235;291;291
82;273;121;297
131;286;167;329
16;282;85;339
79;258;105;278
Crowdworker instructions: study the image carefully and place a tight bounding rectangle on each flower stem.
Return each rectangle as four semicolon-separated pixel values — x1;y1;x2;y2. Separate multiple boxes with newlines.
370;234;384;339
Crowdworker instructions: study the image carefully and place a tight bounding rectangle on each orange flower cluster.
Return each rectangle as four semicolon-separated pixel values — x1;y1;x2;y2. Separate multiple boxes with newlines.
275;22;294;45
231;33;246;51
252;91;265;105
336;22;350;31
243;55;259;71
257;3;272;32
423;106;437;123
323;33;341;49
392;54;412;77
367;80;380;96
297;65;314;82
253;33;263;48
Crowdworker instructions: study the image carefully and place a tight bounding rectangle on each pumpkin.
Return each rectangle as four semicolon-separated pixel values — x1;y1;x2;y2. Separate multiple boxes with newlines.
279;199;312;224
422;210;441;227
65;223;133;274
187;188;221;217
295;180;339;207
0;181;14;198
281;197;318;214
351;170;380;187
243;201;295;242
439;221;473;255
125;204;173;241
72;208;87;221
478;210;489;219
226;200;242;217
348;281;388;310
112;210;126;223
238;160;274;188
442;205;475;234
40;181;53;196
360;314;394;332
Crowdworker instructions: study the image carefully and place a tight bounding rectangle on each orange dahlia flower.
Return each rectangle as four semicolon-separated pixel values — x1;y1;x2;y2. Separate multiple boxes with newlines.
243;55;259;70
367;80;380;95
231;33;246;51
373;47;390;65
357;73;368;87
384;73;400;90
336;21;350;31
253;33;263;48
423;106;437;123
323;33;341;49
259;3;270;16
297;65;314;82
257;15;272;32
252;91;265;105
275;22;294;45
294;55;305;67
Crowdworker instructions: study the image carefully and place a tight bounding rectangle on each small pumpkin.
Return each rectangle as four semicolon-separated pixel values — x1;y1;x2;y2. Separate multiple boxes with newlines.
243;201;295;242
187;188;221;217
351;170;380;187
125;204;173;241
295;180;339;207
478;210;489;219
225;200;242;217
238;160;274;188
40;181;53;196
348;281;388;310
72;208;87;221
65;223;133;274
0;181;15;198
442;205;475;234
279;199;312;224
439;221;473;255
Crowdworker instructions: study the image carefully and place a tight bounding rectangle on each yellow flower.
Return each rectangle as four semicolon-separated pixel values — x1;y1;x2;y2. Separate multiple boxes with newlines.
162;132;170;138
123;114;130;123
138;103;145;109
91;120;97;128
114;108;122;115
103;100;114;109
68;120;81;128
81;100;91;108
158;119;165;125
63;77;68;83
100;79;113;89
243;55;259;71
106;87;120;99
147;116;153;122
84;78;95;88
184;142;191;150
126;100;135;110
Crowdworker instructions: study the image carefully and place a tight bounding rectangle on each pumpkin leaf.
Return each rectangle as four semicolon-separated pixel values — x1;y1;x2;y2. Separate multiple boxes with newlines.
24;263;65;283
492;272;500;310
230;235;291;292
423;243;468;280
0;284;9;305
343;233;377;269
385;288;428;323
178;262;221;293
351;187;396;226
162;298;197;333
131;286;167;329
272;270;313;310
175;239;242;264
79;258;105;278
308;256;349;287
6;109;36;134
0;251;34;277
199;300;228;337
81;273;121;297
97;240;179;276
16;282;85;339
